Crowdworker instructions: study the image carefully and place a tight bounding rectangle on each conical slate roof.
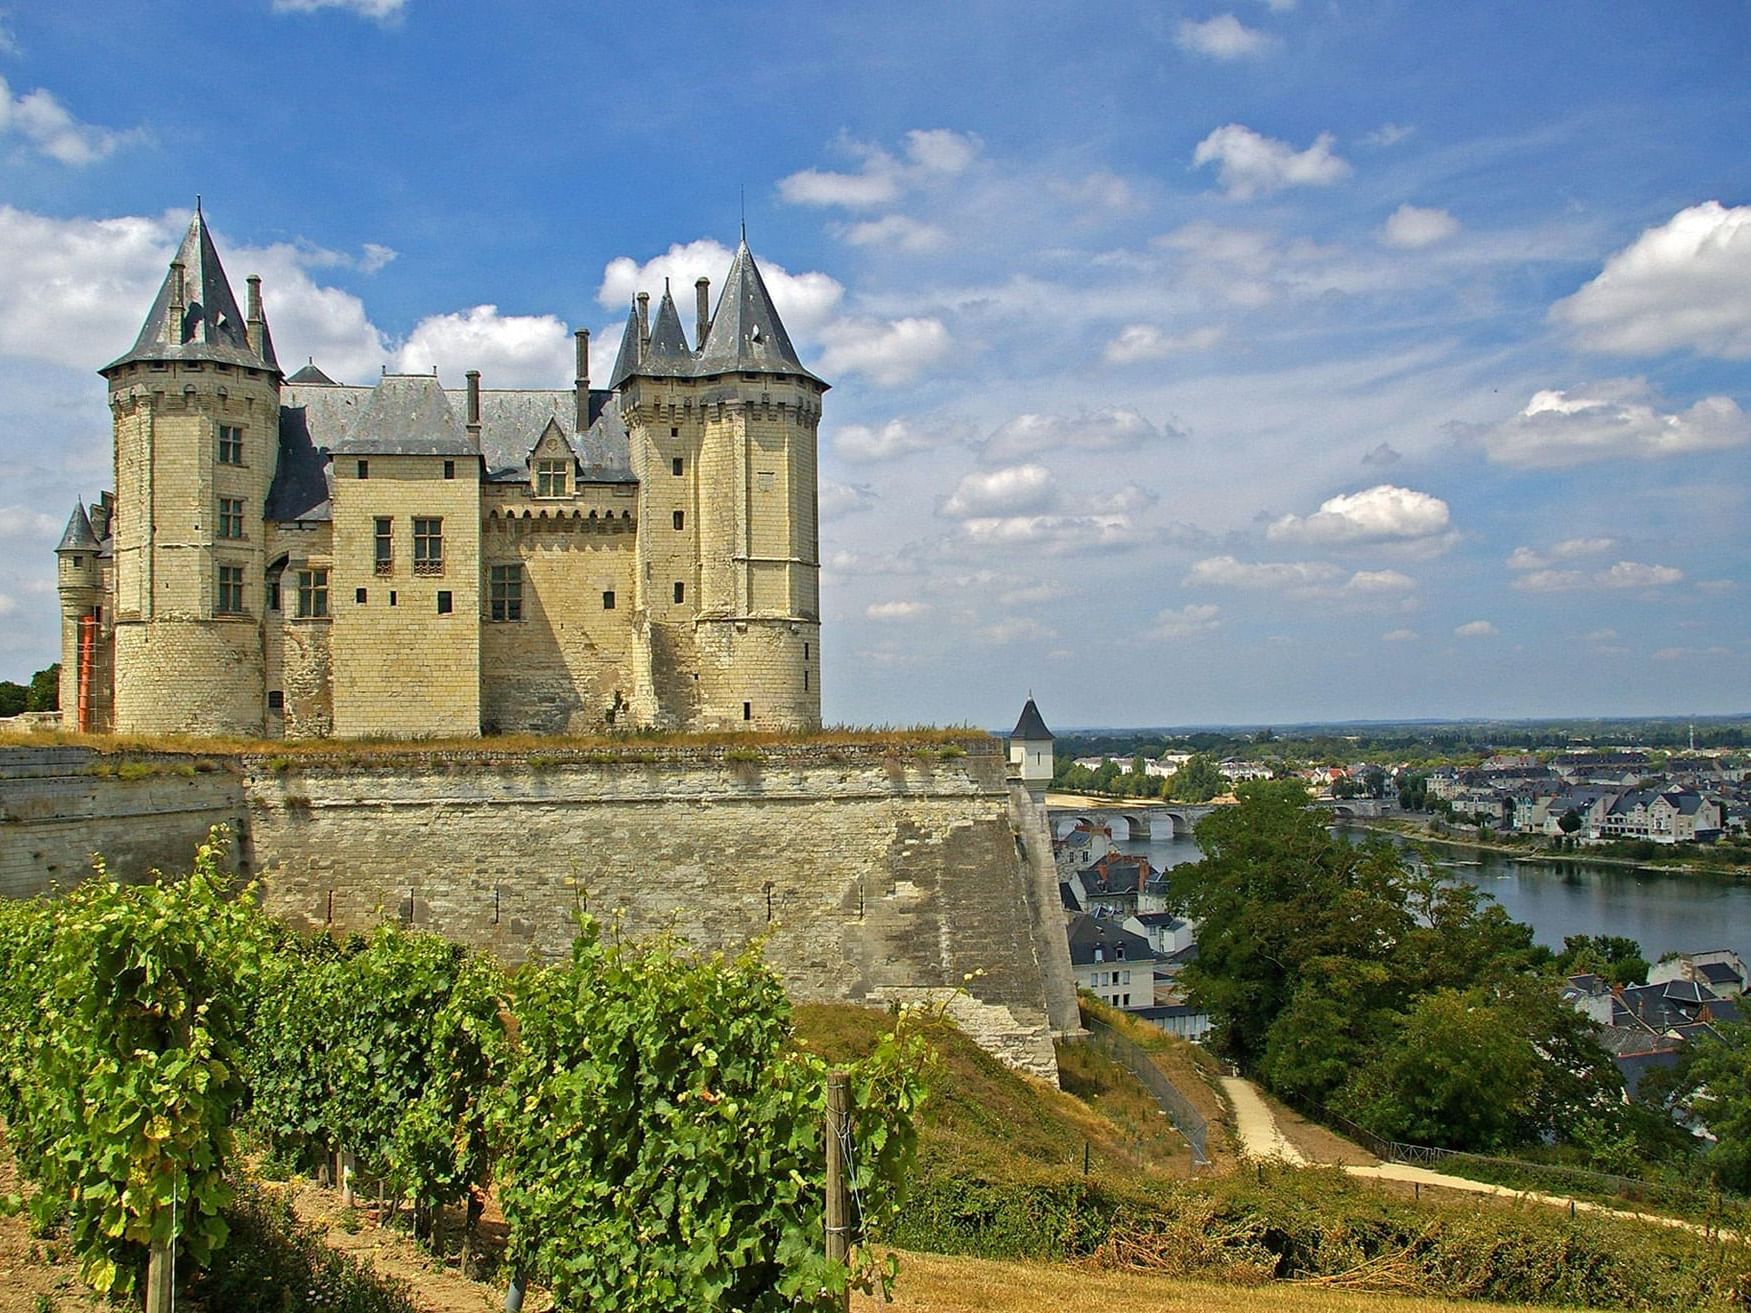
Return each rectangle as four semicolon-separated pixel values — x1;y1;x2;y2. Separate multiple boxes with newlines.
1010;697;1053;741
286;359;336;385
643;285;695;376
104;207;272;373
57;501;97;553
606;302;643;391
696;240;822;384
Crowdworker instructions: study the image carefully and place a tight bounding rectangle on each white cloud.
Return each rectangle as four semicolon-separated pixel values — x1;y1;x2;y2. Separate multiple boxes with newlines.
866;600;930;621
941;464;1055;518
840;215;948;253
978;617;1057;645
0;593;15;617
815;316;950;385
1363;123;1414;148
1266;484;1452;547
1149;603;1222;639
1454;620;1497;638
1362;442;1401;466
1382;628;1419;642
358;242;397;273
390;305;571;387
1176;14;1275;59
0;506;59;539
834;418;938;464
1507;537;1614;570
272;0;407;20
1192;124;1351;200
1054;171;1137;211
819;478;875;518
1185;556;1341;590
597;239;842;336
0;75;141;165
778;129;981;209
984;407;1169;460
1552;201;1751;358
1103;323;1223;364
1380;204;1460;249
1598;560;1683;589
957;514;1137;555
1478;385;1751;468
1344;569;1415;594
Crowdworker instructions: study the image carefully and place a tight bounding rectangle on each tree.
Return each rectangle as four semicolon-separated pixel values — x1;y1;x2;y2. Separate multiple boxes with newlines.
1166;754;1226;803
1558;807;1584;836
1660;1022;1751;1193
1555;934;1649;987
0;680;25;717
26;663;59;712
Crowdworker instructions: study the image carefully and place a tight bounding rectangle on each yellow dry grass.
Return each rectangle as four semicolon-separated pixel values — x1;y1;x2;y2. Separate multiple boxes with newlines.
854;1249;1561;1313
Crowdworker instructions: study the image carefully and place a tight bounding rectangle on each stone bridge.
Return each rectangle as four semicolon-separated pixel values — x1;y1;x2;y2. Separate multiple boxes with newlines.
1048;802;1219;841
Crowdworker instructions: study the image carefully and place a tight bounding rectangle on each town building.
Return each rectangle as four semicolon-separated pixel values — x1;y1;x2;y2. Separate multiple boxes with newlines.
57;206;826;738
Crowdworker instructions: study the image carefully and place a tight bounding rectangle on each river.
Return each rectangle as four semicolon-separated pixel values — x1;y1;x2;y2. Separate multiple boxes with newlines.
1107;826;1751;963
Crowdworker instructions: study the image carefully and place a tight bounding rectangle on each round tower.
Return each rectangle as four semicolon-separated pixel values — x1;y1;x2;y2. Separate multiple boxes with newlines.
54;502;104;729
100;205;283;736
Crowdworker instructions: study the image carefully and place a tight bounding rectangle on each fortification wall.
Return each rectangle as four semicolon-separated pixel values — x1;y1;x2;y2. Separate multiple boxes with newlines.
0;740;1075;1078
0;748;246;897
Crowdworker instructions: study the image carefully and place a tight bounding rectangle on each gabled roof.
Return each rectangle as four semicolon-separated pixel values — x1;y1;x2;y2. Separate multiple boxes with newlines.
104;207;273;374
1010;697;1053;741
56;501;97;553
1066;913;1154;967
330;374;477;457
694;240;822;384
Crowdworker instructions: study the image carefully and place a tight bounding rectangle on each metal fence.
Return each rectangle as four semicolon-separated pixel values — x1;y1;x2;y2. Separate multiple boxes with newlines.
1079;1017;1210;1165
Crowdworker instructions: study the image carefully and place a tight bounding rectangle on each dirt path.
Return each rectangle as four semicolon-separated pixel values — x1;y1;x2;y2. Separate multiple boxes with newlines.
1220;1076;1738;1240
1220;1075;1306;1165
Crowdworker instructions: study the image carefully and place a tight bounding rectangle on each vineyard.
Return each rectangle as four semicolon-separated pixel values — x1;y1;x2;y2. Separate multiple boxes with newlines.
0;829;929;1311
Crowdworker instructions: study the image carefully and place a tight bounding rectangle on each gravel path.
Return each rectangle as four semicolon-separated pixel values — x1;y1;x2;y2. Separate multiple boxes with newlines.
1220;1075;1307;1165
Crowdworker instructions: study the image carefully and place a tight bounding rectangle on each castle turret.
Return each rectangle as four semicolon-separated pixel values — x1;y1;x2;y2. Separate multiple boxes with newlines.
1008;697;1055;800
55;502;104;728
99;204;283;735
614;238;826;732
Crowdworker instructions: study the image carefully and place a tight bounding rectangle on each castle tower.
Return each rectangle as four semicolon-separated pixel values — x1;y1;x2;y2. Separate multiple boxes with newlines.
1008;697;1055;801
98;205;283;735
55;502;106;729
615;242;826;731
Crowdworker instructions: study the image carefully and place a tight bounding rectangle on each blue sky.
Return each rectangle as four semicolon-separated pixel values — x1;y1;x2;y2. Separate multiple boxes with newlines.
0;1;1747;727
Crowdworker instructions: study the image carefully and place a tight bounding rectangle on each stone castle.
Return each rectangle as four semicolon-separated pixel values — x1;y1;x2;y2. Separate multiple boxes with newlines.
56;206;826;739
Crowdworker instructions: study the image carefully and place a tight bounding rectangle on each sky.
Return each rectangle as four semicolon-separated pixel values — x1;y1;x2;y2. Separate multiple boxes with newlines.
0;1;1747;729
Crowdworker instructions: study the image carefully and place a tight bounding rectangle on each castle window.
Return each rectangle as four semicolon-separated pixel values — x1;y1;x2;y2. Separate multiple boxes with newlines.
413;518;444;575
437;590;453;615
217;565;245;614
217;497;244;539
355;588;368;604
672;581;685;604
743;701;752;721
804;641;809;660
671;457;684;476
267;690;284;711
297;569;329;618
536;459;569;497
670;427;679;437
672;510;684;530
217;424;244;465
804;668;809;692
356;460;369;480
444;459;456;480
374;517;393;575
602;590;615;610
489;564;523;621
266;571;281;611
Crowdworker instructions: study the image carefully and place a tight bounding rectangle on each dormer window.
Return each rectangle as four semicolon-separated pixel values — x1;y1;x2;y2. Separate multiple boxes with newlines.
536;459;569;497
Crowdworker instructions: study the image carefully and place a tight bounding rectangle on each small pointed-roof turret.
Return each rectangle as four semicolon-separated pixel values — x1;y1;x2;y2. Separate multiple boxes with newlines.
643;283;695;375
286;359;336;386
606;301;644;390
103;206;277;374
56;500;98;554
1011;696;1053;742
696;239;824;385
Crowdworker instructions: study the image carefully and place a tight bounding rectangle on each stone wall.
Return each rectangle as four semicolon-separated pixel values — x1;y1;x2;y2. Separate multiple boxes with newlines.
0;748;247;897
0;739;1077;1079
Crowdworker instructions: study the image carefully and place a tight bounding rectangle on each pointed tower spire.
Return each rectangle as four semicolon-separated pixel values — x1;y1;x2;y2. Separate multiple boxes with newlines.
643;285;696;375
696;240;824;386
56;500;98;554
607;300;644;390
103;205;276;374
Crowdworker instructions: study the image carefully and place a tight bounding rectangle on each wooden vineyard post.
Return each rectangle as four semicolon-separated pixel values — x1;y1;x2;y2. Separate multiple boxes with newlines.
825;1069;851;1313
145;1238;172;1313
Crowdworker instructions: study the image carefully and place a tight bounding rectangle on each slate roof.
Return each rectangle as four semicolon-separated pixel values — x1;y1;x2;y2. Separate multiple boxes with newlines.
287;360;336;385
1699;962;1741;986
1058;882;1082;912
105;208;274;374
1011;697;1053;741
1066;913;1154;967
329;374;476;457
643;287;696;376
57;502;97;553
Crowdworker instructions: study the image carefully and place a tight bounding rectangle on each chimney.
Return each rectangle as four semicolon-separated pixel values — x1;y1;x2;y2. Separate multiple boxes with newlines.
167;260;187;345
636;292;650;359
695;276;711;349
573;329;590;433
246;274;265;357
465;370;482;443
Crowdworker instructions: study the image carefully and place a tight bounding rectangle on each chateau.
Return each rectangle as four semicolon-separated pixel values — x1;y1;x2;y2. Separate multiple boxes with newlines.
56;207;826;738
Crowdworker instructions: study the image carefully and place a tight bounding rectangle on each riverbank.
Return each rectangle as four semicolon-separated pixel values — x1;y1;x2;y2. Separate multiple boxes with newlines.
1352;818;1749;880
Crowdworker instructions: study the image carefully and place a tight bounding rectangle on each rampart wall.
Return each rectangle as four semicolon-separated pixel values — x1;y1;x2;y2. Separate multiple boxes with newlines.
0;739;1075;1079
